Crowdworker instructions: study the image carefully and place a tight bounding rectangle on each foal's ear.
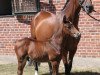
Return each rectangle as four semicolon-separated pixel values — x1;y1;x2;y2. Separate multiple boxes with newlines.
63;15;69;24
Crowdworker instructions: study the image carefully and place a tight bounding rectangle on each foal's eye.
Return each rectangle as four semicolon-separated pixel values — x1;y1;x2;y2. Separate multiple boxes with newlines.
65;24;71;29
68;25;71;29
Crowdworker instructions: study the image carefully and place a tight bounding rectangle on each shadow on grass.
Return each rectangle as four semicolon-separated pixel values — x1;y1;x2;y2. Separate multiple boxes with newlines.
42;71;100;75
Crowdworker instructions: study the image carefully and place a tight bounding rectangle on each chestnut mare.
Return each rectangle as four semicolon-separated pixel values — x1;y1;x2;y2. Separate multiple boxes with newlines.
30;0;94;75
15;11;80;75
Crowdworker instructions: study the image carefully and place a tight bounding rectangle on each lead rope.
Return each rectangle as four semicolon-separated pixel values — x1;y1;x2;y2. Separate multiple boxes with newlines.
86;9;100;22
88;0;100;21
79;0;100;22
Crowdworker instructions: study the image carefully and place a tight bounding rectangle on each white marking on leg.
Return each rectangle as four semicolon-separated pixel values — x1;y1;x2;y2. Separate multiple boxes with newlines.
35;70;38;75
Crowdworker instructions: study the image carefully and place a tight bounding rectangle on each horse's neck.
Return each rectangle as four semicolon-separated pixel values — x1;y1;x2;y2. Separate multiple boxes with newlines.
73;7;81;29
62;0;81;24
63;0;75;18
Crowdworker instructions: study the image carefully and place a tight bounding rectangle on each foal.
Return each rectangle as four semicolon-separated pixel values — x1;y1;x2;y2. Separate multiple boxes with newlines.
15;37;61;75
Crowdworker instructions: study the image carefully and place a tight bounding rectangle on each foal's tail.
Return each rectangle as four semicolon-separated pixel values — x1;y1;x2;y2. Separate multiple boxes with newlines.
14;37;35;56
15;38;33;56
15;38;26;50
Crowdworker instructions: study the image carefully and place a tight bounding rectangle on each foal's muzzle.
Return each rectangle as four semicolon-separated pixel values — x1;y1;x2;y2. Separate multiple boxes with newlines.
73;32;81;39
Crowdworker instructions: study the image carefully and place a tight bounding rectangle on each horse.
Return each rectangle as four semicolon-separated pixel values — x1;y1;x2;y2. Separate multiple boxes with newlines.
30;0;94;75
15;11;80;75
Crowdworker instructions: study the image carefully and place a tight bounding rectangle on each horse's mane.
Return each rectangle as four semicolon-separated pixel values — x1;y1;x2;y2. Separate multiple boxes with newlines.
61;0;70;11
57;0;71;24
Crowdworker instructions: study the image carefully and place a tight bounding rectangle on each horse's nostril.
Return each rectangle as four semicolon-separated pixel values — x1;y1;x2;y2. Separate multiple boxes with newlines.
86;6;88;8
86;5;94;10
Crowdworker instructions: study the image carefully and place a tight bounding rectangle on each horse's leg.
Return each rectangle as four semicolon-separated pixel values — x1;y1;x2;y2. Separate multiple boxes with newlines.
48;62;52;75
17;57;27;75
51;60;60;75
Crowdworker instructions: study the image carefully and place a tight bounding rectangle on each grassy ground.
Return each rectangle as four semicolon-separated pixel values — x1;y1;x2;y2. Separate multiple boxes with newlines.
0;63;100;75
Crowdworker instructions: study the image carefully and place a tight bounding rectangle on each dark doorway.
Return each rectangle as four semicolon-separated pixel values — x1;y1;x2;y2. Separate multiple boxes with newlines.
0;0;12;15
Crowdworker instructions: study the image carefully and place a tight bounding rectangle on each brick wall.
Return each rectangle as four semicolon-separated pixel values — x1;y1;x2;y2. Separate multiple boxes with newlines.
0;0;100;58
77;0;100;58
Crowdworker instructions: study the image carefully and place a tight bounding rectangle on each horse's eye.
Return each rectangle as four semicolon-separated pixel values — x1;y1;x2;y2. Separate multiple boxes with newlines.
79;0;84;4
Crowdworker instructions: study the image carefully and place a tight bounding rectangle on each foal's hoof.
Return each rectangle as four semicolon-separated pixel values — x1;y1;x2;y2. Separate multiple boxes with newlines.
65;72;71;75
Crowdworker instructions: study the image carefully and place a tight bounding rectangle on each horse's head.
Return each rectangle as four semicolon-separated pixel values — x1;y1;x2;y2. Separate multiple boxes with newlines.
78;0;94;14
63;16;81;39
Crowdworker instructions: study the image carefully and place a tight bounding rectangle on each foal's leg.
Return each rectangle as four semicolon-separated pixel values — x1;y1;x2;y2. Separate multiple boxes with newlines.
61;50;69;75
48;62;52;75
63;48;77;75
34;62;52;75
17;57;27;75
67;48;77;75
51;60;60;75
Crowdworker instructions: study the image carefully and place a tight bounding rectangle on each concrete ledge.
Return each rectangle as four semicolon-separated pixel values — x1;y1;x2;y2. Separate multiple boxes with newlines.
0;55;100;69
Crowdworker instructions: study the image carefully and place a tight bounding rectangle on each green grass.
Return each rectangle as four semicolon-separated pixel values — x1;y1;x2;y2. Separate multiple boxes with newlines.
0;63;100;75
0;64;34;75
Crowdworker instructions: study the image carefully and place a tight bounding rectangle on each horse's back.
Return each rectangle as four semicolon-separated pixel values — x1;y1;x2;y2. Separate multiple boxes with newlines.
31;11;53;26
31;11;61;42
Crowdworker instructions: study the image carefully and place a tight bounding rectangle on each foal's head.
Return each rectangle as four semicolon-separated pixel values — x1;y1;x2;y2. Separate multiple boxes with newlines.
78;0;94;13
63;16;81;39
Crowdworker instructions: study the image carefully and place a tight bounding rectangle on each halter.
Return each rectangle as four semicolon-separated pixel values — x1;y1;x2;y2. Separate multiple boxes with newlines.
78;0;93;10
62;0;100;23
78;0;92;6
61;0;70;11
79;0;100;22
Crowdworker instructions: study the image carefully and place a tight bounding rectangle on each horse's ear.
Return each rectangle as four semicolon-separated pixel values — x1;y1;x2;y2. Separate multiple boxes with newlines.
78;0;84;5
63;15;69;24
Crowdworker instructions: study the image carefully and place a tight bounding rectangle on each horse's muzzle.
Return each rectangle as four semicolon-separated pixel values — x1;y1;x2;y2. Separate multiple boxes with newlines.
86;5;94;13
